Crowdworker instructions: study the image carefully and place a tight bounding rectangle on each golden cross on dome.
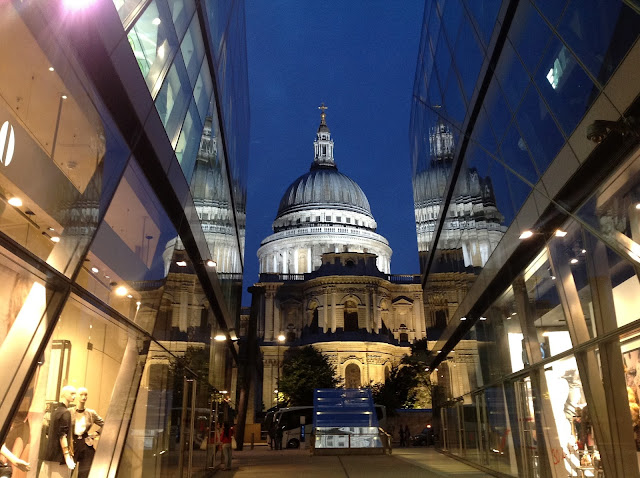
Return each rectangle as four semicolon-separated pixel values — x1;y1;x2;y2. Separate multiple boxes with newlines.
318;103;328;124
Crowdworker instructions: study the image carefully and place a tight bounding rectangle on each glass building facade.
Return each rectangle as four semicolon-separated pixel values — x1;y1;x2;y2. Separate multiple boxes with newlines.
411;0;640;476
0;0;248;476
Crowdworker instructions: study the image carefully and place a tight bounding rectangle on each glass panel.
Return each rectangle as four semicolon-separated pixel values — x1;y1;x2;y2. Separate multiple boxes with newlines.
508;1;553;75
463;0;501;47
525;250;573;360
500;122;539;186
193;61;213;125
534;37;597;136
127;0;180;94
494;40;530;112
533;0;569;26
484;79;512;144
167;0;195;41
454;16;484;101
0;1;129;277
175;99;203;181
78;161;178;329
180;13;205;87
515;86;565;175
154;57;192;147
557;0;640;85
113;0;146;24
2;295;145;478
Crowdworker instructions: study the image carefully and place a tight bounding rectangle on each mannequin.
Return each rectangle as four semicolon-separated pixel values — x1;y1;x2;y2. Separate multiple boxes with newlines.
40;386;76;477
71;387;104;478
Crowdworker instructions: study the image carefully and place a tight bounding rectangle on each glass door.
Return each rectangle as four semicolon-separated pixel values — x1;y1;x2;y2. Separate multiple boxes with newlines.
514;377;541;478
179;377;197;478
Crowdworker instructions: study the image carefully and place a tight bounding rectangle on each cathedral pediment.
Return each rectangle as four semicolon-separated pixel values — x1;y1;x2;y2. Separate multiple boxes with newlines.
391;296;413;305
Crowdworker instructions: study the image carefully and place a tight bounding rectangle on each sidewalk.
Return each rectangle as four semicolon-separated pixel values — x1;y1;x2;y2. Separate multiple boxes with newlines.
215;445;493;477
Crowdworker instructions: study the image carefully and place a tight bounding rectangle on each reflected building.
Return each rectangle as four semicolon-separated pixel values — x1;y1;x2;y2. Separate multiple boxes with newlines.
251;110;425;416
411;1;640;477
0;1;249;477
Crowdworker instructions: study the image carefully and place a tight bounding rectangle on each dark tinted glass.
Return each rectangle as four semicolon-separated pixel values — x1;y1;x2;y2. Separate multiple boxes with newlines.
494;40;530;111
500;122;538;185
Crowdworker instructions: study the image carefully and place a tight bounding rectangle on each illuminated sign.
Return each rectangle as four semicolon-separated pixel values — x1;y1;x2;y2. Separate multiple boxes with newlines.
0;120;15;166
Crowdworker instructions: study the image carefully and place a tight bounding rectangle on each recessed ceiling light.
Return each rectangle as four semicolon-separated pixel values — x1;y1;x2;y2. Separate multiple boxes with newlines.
511;312;517;316
48;227;55;231
551;275;556;280
8;197;22;207
104;275;110;279
115;286;128;296
570;258;579;264
48;67;55;72
519;230;534;239
214;334;226;342
555;229;567;237
581;249;586;254
176;260;187;267
127;294;133;298
51;236;61;243
152;17;161;25
206;260;217;268
61;95;68;100
460;317;467;321
479;316;487;321
91;267;99;273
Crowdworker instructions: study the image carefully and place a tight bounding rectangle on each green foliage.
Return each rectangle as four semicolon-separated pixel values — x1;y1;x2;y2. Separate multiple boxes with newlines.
371;338;434;412
279;346;339;406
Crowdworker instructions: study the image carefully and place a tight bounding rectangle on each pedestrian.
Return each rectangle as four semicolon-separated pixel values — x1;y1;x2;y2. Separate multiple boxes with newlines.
399;426;405;447
220;422;234;471
404;425;411;446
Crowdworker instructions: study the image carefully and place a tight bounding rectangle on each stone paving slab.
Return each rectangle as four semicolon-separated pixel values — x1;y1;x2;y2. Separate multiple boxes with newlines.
216;446;493;477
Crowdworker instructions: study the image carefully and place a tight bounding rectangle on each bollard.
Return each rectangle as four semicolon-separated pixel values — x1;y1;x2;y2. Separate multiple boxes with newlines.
251;433;255;450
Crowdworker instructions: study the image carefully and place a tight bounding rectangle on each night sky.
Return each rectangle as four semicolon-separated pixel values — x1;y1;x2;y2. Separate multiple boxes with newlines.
242;1;425;305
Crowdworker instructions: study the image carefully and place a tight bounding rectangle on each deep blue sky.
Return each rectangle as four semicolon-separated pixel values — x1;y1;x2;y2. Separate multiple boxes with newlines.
242;1;425;305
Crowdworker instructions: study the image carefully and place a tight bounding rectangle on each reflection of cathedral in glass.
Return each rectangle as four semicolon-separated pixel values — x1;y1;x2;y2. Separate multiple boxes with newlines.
413;121;506;271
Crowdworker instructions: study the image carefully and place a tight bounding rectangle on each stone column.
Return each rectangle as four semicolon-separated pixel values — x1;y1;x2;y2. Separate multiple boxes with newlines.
323;288;329;333
364;288;371;333
307;246;312;272
274;301;281;338
331;289;337;332
265;291;274;341
373;289;380;333
282;250;288;274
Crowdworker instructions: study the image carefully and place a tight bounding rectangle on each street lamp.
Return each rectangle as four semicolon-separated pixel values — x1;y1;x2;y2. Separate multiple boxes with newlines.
276;334;285;406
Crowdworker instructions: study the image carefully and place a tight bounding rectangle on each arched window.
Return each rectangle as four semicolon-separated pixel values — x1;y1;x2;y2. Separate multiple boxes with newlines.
345;363;361;388
344;300;358;331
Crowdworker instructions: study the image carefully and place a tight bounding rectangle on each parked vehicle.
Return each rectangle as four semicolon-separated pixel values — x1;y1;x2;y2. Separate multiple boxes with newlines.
275;406;314;449
411;425;434;446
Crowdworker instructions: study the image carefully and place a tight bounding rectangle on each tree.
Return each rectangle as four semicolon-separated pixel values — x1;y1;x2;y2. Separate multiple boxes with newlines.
279;346;339;406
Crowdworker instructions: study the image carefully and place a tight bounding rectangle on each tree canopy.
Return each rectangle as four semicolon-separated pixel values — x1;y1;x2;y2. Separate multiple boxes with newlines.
279;346;339;406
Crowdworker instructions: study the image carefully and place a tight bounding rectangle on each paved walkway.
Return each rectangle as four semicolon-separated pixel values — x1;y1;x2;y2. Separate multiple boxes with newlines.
216;446;493;477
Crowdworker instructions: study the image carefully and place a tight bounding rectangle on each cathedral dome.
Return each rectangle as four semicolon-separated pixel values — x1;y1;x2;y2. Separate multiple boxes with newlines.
276;166;373;218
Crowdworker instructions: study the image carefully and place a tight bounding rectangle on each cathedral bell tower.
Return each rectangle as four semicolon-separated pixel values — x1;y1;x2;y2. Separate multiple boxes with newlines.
313;103;335;168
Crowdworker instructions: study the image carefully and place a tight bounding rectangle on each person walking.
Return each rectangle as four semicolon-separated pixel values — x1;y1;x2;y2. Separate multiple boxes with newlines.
404;425;411;446
220;423;234;471
399;426;405;447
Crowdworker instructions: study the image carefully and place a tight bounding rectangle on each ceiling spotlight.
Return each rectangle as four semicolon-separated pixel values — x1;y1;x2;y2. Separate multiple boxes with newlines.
127;294;133;298
176;260;187;267
551;275;556;280
8;197;22;207
220;390;228;394
570;258;579;264
511;312;517;316
519;230;534;239
479;316;487;321
49;67;55;72
61;95;68;100
555;229;567;237
48;227;55;231
214;334;226;342
51;236;61;243
91;267;99;273
152;17;161;25
581;249;586;254
460;317;467;321
206;260;217;268
115;285;128;296
104;275;110;279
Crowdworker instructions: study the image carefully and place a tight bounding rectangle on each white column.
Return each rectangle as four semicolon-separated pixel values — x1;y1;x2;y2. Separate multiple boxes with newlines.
265;292;274;341
274;300;281;338
365;289;371;333
373;290;379;333
323;289;329;333
331;289;337;332
282;250;288;274
307;247;312;272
